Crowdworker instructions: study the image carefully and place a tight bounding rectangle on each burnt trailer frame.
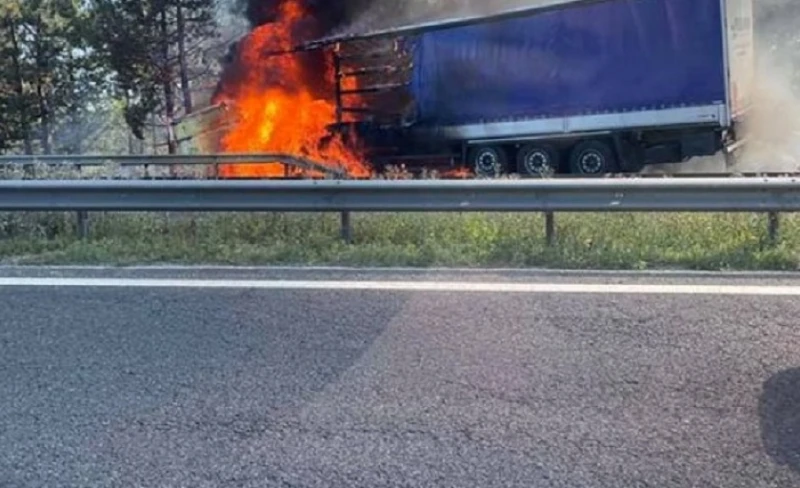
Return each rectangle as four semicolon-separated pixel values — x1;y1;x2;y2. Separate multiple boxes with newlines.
300;0;754;177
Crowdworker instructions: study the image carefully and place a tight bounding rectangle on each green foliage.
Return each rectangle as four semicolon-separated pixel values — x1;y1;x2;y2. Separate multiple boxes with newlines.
89;0;218;139
0;0;113;153
0;0;219;152
0;211;797;271
90;0;162;139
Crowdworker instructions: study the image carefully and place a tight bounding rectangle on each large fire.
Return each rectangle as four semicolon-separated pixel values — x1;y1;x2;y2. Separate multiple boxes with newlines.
211;0;372;178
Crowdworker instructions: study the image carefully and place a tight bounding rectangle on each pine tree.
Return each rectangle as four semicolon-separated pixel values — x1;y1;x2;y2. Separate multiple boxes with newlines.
0;0;108;153
90;0;218;152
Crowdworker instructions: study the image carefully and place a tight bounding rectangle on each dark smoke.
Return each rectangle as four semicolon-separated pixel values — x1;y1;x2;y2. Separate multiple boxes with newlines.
238;0;376;32
214;0;379;107
218;0;375;74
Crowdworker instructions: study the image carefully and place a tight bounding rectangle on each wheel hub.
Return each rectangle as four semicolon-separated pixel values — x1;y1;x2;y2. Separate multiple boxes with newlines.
579;150;604;174
524;151;550;173
476;151;499;173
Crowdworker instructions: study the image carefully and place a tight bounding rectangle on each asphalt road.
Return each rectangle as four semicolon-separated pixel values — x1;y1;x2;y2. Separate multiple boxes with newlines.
1;267;800;487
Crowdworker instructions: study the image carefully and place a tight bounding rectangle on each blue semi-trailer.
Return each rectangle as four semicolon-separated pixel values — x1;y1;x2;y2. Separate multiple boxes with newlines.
316;0;755;176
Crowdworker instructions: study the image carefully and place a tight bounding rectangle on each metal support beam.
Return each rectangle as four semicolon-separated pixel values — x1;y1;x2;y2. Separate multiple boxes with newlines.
76;211;89;239
768;212;780;246
545;212;555;246
340;83;408;96
333;44;343;126
340;211;353;243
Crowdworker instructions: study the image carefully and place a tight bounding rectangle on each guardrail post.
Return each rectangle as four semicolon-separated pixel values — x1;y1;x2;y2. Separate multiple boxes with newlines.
76;211;89;239
340;211;352;244
767;211;780;246
544;212;555;246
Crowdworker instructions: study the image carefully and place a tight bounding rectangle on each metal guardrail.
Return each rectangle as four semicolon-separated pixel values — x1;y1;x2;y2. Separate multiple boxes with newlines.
0;178;795;243
0;153;349;179
0;178;796;211
2;153;800;180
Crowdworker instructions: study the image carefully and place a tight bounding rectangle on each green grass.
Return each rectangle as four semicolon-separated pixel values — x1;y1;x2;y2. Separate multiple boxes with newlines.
0;211;796;270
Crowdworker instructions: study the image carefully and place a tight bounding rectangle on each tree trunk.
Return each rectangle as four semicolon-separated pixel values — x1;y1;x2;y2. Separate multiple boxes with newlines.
7;18;33;156
36;84;52;154
160;5;177;156
67;50;81;153
33;15;53;154
176;0;193;114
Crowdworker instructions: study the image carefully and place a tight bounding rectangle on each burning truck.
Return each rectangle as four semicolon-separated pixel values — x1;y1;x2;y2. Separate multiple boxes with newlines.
174;0;755;178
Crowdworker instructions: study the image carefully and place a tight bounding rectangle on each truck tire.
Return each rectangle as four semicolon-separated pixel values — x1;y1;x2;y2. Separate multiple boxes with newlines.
568;140;618;175
468;145;508;177
517;143;559;176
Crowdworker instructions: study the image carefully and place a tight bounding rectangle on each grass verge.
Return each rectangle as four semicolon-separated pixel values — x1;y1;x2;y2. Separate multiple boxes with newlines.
0;211;796;270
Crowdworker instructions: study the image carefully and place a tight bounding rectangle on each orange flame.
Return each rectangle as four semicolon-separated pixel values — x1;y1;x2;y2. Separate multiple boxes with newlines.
212;1;371;178
442;167;473;179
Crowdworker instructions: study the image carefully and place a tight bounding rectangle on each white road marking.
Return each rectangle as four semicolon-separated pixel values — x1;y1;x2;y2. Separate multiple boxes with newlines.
0;277;799;295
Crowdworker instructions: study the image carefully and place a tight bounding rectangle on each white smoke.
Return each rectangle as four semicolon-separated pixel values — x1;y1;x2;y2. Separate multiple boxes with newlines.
732;0;800;172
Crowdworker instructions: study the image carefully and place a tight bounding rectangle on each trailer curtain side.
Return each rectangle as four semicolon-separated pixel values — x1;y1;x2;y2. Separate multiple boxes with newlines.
409;0;727;127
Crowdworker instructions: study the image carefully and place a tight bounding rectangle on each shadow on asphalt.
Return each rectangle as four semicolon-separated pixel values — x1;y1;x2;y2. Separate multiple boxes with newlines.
760;368;800;473
0;287;414;485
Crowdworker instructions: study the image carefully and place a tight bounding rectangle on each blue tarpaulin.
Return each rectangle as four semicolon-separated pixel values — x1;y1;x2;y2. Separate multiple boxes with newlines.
409;0;727;125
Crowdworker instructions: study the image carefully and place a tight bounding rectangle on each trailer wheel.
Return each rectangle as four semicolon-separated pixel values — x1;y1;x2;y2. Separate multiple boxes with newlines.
568;140;618;175
517;144;559;176
468;145;508;177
